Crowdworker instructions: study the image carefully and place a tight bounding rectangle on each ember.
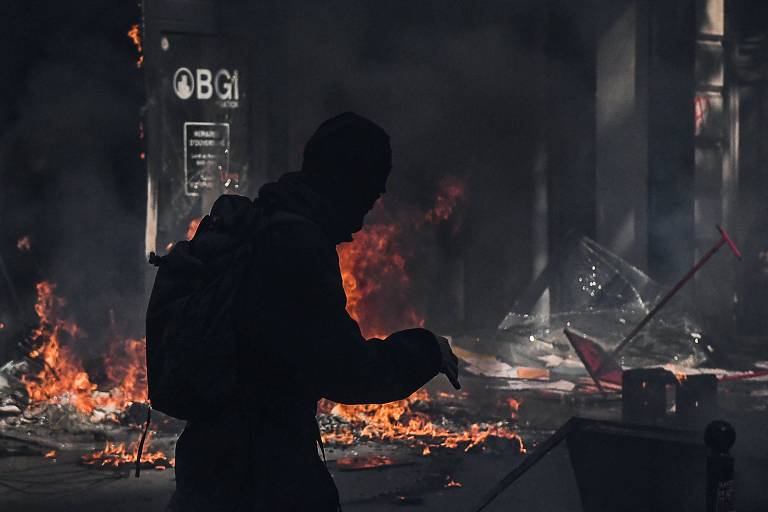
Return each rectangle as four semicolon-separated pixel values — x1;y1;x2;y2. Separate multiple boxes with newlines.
127;23;143;68
186;216;203;241
335;455;398;471
321;390;525;454
337;177;465;338
338;219;422;339
507;398;521;415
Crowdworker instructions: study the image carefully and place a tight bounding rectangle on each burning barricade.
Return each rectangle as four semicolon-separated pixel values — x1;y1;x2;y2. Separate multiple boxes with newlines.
0;177;528;473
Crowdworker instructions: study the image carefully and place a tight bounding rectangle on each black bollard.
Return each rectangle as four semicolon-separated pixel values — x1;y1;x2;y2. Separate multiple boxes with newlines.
705;420;735;512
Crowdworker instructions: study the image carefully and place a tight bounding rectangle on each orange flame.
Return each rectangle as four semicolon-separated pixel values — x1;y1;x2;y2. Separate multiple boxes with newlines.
338;220;422;339
81;431;172;470
328;178;518;455
338;177;465;338
127;24;143;68
186;217;203;241
321;390;524;454
22;282;148;417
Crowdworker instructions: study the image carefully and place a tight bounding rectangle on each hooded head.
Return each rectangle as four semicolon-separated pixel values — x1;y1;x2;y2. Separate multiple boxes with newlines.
301;112;392;233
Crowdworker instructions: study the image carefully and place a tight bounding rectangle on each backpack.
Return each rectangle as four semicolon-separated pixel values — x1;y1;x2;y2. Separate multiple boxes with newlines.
145;194;264;421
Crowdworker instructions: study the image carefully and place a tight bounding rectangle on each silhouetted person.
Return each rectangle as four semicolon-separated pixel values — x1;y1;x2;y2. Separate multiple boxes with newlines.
167;112;460;511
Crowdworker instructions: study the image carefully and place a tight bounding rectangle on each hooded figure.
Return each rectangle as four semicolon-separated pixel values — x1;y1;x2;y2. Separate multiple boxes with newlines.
167;112;459;511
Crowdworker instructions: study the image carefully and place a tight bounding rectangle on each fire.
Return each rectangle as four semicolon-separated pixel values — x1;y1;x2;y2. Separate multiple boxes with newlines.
22;281;148;418
328;178;522;455
104;337;149;406
337;177;465;338
445;477;463;488
22;282;95;413
507;398;521;419
127;24;143;68
81;431;173;470
336;455;396;470
321;390;524;454
338;221;422;338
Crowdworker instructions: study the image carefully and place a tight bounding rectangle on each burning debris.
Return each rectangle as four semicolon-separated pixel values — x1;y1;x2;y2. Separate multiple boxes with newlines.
81;431;173;470
127;23;143;68
338;221;422;339
0;281;169;469
0;176;529;474
20;281;147;418
335;455;402;471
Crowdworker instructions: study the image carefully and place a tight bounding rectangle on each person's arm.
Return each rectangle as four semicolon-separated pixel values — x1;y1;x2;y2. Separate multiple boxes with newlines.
258;224;450;404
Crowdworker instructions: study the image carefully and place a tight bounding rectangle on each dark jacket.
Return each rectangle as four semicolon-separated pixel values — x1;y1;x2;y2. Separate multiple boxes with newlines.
169;173;442;511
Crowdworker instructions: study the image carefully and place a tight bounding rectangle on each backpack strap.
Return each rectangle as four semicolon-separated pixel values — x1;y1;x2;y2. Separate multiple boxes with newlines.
134;405;152;478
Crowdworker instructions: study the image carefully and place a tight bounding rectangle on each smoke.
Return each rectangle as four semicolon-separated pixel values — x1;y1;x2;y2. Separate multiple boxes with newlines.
0;1;571;352
261;0;547;329
0;2;144;361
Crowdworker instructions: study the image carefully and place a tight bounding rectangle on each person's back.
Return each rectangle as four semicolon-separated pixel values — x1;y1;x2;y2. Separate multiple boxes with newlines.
166;112;460;511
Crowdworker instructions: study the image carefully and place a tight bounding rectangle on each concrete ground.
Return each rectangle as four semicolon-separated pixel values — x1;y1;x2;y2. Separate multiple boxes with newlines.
0;445;529;512
1;370;766;511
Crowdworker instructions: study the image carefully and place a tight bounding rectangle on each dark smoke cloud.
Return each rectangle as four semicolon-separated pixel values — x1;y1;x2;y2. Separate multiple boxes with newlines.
261;0;547;329
0;2;144;362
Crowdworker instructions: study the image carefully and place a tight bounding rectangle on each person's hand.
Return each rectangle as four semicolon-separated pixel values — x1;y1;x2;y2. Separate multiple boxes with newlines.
436;335;461;390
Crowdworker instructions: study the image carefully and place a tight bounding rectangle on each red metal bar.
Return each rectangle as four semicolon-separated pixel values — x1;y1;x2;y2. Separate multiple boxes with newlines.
593;226;741;378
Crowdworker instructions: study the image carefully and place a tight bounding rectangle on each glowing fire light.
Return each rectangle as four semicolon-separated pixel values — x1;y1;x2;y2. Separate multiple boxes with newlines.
186;217;203;241
322;391;525;454
81;431;173;470
338;221;422;339
22;282;148;417
329;178;522;455
507;398;521;419
19;278;165;468
337;177;465;338
127;24;143;68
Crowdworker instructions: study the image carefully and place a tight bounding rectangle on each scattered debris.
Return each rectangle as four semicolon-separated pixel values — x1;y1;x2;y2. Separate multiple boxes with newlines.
452;346;550;380
80;432;174;470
